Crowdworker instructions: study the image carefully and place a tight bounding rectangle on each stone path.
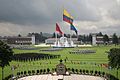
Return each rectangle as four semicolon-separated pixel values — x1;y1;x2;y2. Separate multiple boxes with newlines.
18;74;106;80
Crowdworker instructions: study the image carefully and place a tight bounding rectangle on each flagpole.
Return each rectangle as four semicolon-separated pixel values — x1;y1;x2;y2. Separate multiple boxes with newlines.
56;32;57;46
62;33;64;37
62;7;64;38
70;26;72;47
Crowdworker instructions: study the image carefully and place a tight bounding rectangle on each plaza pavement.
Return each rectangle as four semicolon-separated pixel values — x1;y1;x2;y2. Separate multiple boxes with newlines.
18;74;106;80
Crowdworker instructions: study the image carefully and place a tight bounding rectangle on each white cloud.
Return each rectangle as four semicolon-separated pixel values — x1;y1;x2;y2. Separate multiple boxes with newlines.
116;0;120;5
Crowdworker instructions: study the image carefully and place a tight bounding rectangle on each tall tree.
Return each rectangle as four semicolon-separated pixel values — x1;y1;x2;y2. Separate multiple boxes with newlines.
18;34;22;37
88;34;92;44
0;40;13;80
97;32;103;36
40;32;43;36
64;34;67;37
67;34;70;38
83;35;87;43
52;32;56;38
119;37;120;44
112;33;118;45
103;34;109;45
108;48;120;78
72;34;77;38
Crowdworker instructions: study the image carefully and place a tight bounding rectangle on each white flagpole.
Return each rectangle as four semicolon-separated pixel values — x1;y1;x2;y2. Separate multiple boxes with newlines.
62;33;64;37
56;32;58;46
70;28;72;46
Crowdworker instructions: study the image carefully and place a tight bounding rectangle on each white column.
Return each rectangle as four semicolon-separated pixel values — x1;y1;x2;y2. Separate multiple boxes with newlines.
92;34;96;46
31;35;35;45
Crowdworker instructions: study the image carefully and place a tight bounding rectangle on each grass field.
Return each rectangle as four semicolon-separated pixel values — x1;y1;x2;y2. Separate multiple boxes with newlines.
0;45;120;80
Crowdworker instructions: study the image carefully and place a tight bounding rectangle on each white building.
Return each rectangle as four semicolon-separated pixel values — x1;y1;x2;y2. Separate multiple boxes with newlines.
45;38;80;45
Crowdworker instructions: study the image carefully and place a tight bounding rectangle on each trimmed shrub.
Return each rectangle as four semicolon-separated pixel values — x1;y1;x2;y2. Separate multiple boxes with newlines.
98;71;101;76
43;69;46;74
95;71;98;75
37;70;39;74
21;71;23;75
75;69;79;74
90;70;93;75
32;70;35;75
79;69;82;74
102;72;105;77
67;68;70;71
47;68;50;74
40;69;43;74
83;69;85;74
72;68;75;73
86;70;89;74
24;71;27;75
54;68;56;72
28;70;31;75
52;68;55;72
17;72;20;76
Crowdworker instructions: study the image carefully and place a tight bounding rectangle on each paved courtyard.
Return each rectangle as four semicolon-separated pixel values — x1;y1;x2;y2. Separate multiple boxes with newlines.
18;74;106;80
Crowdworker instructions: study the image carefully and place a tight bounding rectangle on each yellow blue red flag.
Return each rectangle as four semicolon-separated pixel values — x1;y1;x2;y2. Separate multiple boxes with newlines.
63;9;73;24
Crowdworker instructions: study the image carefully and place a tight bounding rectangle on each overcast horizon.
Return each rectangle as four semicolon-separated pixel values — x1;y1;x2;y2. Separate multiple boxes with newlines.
0;0;120;36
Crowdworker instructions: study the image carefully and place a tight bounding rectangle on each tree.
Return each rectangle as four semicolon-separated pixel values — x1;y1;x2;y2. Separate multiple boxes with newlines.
88;34;92;44
77;35;82;41
97;32;103;36
18;34;22;37
119;37;120;44
108;48;120;78
72;34;77;38
112;33;118;45
52;32;56;38
64;34;67;37
103;34;109;45
0;40;13;80
67;34;70;38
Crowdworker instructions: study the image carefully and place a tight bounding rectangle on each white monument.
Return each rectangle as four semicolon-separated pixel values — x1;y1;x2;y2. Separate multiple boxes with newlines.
54;37;74;47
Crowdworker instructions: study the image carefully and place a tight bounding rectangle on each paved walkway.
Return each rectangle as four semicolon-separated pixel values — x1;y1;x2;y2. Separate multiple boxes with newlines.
18;74;106;80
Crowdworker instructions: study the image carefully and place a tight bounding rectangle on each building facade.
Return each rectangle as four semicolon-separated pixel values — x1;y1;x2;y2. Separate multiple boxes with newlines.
92;35;113;45
0;36;35;45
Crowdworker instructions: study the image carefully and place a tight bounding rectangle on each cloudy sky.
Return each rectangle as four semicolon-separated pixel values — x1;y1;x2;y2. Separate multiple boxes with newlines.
0;0;120;36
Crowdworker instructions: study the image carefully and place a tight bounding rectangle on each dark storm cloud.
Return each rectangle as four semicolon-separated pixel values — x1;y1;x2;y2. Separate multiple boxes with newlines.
0;0;102;25
0;0;62;25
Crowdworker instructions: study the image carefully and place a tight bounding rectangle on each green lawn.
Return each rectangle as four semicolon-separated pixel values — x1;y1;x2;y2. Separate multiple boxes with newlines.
0;45;120;80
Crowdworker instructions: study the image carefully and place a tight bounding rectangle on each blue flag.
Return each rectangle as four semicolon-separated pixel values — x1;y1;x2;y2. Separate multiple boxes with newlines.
70;24;78;35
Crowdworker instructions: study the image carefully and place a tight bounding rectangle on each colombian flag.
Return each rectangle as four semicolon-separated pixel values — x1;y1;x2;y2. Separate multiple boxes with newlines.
70;24;78;35
63;9;73;24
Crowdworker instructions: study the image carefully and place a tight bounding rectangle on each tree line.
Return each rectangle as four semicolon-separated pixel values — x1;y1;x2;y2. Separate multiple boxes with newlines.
17;32;120;45
27;32;47;44
52;32;120;45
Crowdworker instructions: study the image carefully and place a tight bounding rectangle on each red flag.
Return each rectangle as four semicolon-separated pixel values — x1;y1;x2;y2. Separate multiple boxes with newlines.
56;23;63;34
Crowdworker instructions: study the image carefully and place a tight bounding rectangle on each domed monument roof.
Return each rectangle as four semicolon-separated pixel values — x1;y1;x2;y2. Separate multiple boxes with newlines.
60;37;67;43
